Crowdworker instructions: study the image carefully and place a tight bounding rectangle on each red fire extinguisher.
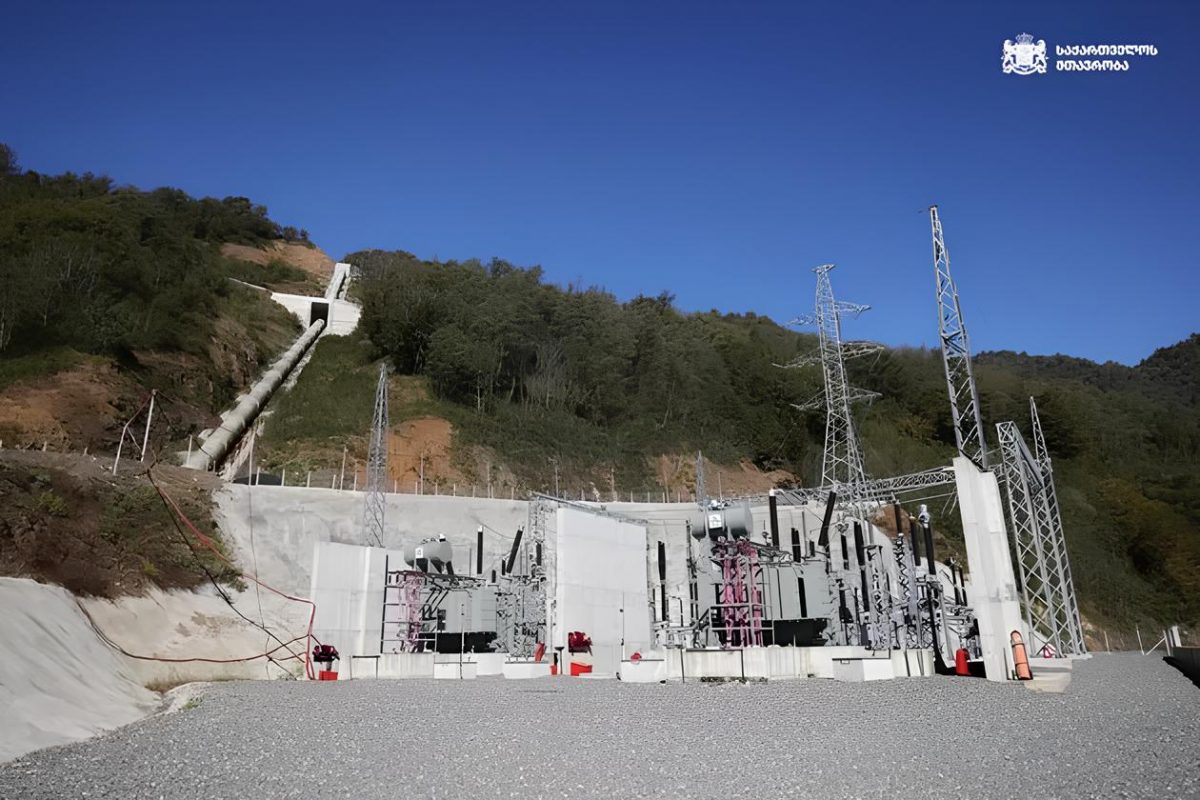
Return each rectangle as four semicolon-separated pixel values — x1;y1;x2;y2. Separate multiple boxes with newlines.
954;648;970;676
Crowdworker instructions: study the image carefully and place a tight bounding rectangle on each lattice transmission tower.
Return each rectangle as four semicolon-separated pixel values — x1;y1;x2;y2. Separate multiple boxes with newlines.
779;265;882;501
929;205;988;469
363;363;389;547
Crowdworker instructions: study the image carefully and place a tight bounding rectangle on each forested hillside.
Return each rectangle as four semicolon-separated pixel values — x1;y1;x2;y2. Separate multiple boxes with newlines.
339;249;1200;633
0;144;314;453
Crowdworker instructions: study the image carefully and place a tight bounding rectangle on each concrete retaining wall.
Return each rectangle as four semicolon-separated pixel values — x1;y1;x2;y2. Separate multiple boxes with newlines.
0;578;159;764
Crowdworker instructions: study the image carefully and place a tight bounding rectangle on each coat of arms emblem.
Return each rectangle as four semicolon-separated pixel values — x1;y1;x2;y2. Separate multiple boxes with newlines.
1002;33;1047;75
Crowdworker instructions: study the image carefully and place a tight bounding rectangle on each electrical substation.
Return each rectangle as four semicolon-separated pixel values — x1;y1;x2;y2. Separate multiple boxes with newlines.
240;206;1088;686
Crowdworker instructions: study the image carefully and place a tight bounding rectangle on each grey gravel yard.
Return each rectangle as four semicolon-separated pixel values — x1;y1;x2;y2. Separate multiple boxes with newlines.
2;653;1197;799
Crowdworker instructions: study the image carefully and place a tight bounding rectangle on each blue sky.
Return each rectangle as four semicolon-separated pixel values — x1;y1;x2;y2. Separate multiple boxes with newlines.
3;1;1197;364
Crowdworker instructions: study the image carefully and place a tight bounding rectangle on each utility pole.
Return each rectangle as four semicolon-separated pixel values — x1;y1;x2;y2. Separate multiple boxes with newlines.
363;363;389;547
139;390;156;462
778;265;881;504
929;205;988;469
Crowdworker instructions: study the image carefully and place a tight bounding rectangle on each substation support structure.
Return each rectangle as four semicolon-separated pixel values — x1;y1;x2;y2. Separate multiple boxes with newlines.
362;363;389;547
495;498;550;657
996;401;1086;656
930;207;1083;657
930;205;988;469
778;264;883;510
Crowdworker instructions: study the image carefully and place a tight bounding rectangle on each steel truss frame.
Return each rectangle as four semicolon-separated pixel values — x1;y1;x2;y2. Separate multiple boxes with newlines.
496;498;551;657
996;405;1086;656
930;205;988;470
362;363;389;547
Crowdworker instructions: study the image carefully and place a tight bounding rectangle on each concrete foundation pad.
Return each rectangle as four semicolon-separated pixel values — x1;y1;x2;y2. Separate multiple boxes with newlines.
465;652;508;676
832;657;895;682
1025;656;1074;693
433;661;478;680
890;649;935;677
502;661;552;680
377;653;434;679
619;658;667;683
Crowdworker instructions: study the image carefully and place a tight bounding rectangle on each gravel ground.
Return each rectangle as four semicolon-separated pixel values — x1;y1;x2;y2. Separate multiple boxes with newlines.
2;653;1197;799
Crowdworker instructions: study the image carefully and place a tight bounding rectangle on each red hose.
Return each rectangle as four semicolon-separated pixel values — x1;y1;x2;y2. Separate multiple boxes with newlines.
76;604;309;667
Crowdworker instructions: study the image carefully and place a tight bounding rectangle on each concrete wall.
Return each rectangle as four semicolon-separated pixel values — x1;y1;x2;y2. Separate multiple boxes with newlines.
271;261;359;335
212;486;962;657
310;541;409;657
553;507;652;675
955;456;1025;682
213;486;529;597
270;293;361;336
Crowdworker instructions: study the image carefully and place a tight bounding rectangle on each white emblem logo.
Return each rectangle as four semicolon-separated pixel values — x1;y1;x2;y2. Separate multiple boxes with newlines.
1002;32;1047;75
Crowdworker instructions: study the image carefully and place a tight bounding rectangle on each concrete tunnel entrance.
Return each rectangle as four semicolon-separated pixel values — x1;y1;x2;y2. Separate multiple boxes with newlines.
309;301;329;327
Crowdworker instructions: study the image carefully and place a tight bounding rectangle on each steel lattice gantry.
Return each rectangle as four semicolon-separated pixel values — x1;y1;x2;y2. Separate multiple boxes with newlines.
996;406;1086;656
1028;397;1086;654
770;465;958;507
778;264;882;506
362;362;389;547
929;206;988;470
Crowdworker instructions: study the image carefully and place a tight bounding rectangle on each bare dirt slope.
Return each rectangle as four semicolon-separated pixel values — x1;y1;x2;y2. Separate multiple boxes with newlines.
220;241;335;281
654;453;795;498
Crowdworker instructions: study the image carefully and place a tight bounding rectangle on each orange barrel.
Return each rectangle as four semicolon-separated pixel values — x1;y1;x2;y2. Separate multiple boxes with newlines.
1010;631;1033;680
954;648;970;676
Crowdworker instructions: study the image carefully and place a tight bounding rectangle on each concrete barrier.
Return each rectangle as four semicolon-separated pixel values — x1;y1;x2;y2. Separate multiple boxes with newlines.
376;652;434;678
433;661;478;680
660;646;889;681
619;658;667;683
890;649;935;678
503;660;552;680
832;657;895;682
465;652;508;676
803;645;876;679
